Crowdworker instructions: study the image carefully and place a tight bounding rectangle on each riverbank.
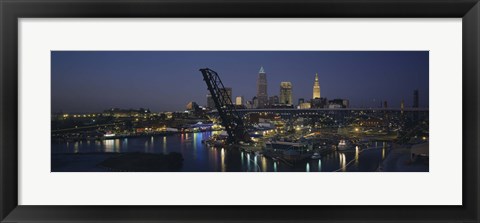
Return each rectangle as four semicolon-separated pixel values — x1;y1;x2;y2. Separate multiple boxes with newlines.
52;128;221;143
377;146;429;172
52;152;183;172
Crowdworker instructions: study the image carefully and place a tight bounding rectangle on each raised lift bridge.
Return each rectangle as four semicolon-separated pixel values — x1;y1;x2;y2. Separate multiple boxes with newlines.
199;68;250;144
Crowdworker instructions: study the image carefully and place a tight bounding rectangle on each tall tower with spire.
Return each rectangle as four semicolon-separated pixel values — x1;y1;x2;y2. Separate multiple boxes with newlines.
256;66;268;108
313;73;321;99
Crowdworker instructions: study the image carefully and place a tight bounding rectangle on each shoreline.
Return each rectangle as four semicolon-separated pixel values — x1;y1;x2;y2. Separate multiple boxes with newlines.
377;146;429;172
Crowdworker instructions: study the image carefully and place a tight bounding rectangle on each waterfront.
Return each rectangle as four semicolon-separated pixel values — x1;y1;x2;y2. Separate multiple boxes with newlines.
52;131;394;172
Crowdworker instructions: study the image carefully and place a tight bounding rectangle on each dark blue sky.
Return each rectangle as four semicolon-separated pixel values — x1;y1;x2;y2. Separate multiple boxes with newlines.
51;51;429;113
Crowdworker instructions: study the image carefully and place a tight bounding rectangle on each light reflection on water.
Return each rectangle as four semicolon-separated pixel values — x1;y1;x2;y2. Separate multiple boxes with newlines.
355;146;359;166
261;157;267;172
339;153;347;172
104;139;114;152
52;131;387;172
220;148;226;172
382;141;387;160
163;136;167;154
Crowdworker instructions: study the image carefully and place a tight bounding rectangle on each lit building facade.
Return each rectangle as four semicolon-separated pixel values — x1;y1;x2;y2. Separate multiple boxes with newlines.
298;98;305;106
252;96;259;108
311;98;327;108
256;66;268;108
235;96;244;106
299;102;311;109
268;95;279;106
279;82;293;105
313;73;321;99
328;99;349;108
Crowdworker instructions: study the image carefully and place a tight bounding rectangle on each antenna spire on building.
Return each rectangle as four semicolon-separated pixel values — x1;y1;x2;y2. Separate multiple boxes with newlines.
259;66;265;73
313;72;321;99
256;66;268;108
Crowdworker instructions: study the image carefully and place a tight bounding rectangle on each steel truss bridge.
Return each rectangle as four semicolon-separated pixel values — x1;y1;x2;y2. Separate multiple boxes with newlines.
208;108;429;120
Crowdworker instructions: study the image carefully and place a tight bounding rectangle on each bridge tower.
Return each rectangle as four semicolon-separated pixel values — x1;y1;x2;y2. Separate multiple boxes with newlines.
199;68;250;144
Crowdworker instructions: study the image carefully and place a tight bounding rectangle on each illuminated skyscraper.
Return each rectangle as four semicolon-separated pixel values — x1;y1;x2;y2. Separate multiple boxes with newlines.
268;95;279;105
279;82;292;105
256;66;268;108
235;96;244;106
313;73;320;99
252;96;259;109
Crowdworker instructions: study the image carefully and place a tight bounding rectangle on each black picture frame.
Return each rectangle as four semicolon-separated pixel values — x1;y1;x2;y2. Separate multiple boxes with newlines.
1;0;479;222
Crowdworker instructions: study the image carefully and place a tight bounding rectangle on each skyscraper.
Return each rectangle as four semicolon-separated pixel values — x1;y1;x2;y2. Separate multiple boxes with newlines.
413;89;419;108
252;96;259;109
313;73;321;99
206;93;215;109
256;66;268;108
268;95;279;106
235;96;244;106
279;82;293;105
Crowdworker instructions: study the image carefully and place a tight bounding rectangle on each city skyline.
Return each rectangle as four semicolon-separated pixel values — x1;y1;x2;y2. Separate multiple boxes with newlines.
52;51;429;112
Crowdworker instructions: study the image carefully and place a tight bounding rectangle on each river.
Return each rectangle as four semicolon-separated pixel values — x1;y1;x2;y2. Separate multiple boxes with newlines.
51;131;389;172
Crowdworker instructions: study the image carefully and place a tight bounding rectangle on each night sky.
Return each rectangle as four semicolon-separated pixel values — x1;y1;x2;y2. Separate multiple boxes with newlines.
51;51;429;113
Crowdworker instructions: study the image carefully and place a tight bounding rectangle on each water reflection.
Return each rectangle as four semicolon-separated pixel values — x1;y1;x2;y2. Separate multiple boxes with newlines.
163;136;167;154
339;153;346;172
382;141;387;160
105;139;114;152
261;157;267;172
246;153;251;171
220;148;226;172
355;146;359;166
115;139;120;153
52;132;388;172
74;142;79;153
241;151;244;166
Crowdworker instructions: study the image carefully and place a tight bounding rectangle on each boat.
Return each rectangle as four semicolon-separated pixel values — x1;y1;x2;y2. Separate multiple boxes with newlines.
311;152;321;159
337;139;353;151
265;141;308;150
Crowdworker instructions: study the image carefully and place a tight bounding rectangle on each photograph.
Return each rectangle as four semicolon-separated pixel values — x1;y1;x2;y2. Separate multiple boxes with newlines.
51;51;429;172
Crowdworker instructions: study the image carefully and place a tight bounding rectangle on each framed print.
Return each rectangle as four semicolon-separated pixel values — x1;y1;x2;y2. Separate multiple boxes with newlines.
1;0;479;222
